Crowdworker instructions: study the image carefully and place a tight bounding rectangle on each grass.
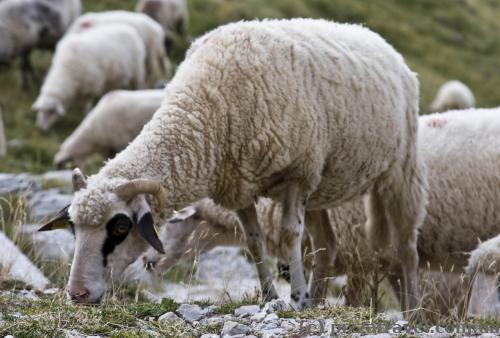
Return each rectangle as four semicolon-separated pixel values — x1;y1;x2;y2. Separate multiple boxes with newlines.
2;0;500;173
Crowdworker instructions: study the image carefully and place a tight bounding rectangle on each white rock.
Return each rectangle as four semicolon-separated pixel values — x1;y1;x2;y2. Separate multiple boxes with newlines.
43;288;59;295
234;305;260;318
176;303;206;323
200;335;220;338
360;334;392;338
19;289;39;300
221;321;251;337
249;311;266;323
264;313;279;323
263;299;292;314
4;335;14;338
261;327;286;338
158;311;183;323
429;326;447;334
0;231;49;289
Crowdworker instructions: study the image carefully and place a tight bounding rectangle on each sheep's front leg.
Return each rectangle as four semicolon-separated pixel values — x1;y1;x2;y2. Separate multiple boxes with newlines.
281;184;310;310
237;205;278;301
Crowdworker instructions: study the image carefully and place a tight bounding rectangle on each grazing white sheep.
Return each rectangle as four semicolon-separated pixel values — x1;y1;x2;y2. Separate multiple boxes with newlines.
54;89;165;168
144;108;500;316
67;10;171;86
33;24;148;131
0;0;81;88
429;80;475;112
136;0;188;36
0;105;5;157
39;19;425;312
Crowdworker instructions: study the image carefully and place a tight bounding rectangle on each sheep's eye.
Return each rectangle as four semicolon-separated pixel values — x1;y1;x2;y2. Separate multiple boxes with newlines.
107;214;132;237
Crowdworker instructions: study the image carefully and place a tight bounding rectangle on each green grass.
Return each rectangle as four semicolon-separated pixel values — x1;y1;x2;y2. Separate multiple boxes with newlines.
2;0;500;173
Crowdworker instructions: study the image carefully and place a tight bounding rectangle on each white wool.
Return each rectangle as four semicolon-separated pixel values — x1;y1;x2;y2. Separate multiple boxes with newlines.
54;89;165;167
67;10;171;84
33;23;147;130
430;80;475;112
466;235;500;275
136;0;189;36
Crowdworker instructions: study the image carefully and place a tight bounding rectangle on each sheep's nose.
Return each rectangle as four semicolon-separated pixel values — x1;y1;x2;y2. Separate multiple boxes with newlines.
68;287;89;302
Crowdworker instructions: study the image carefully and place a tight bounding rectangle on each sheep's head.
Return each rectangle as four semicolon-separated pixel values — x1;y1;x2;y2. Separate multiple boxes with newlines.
32;96;65;131
39;168;166;304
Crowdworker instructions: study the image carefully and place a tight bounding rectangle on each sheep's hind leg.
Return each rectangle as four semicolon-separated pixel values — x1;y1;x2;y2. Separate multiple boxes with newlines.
237;205;278;301
306;209;337;305
281;183;310;310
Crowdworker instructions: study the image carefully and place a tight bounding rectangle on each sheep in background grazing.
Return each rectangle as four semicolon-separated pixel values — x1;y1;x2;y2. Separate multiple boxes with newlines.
430;80;475;112
54;89;165;169
33;24;147;131
0;0;81;89
67;11;171;86
0;105;5;157
136;0;188;37
144;108;500;318
39;19;425;313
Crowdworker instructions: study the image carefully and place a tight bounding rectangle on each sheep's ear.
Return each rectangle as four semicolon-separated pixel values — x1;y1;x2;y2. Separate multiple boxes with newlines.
38;205;71;231
168;206;196;223
135;196;165;254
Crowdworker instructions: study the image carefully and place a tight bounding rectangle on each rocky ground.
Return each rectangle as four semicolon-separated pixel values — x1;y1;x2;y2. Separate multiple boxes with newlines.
0;172;499;337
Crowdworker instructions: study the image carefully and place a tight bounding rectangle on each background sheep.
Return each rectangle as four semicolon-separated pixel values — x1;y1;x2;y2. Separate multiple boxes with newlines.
32;24;147;131
54;89;165;169
143;108;500;319
0;0;81;89
40;19;426;313
429;80;475;112
67;10;172;86
136;0;189;37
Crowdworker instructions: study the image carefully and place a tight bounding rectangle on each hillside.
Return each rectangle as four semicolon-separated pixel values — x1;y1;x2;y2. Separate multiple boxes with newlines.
1;0;500;173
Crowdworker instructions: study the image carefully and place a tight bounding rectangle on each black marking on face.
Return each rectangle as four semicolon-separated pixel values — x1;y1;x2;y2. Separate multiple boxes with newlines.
69;220;75;236
101;213;132;266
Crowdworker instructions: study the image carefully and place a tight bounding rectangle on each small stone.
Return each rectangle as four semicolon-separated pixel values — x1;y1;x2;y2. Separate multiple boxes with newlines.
261;327;286;338
204;305;219;315
200;316;225;326
176;303;206;323
361;334;392;338
221;321;251;337
264;313;278;323
200;334;220;338
42;288;59;295
12;312;24;319
158;311;183;323
429;325;447;334
4;335;14;338
249;311;266;323
245;336;258;338
234;305;260;318
263;299;292;313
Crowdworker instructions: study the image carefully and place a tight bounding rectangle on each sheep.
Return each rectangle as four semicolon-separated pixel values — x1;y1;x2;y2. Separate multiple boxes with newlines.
136;0;188;37
54;89;165;169
0;105;5;157
39;19;426;312
67;10;172;86
144;108;500;317
429;80;475;112
33;24;148;131
0;0;81;89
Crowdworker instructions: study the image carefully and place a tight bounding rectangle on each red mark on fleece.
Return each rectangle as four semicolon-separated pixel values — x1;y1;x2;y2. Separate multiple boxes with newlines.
427;118;448;128
80;21;92;29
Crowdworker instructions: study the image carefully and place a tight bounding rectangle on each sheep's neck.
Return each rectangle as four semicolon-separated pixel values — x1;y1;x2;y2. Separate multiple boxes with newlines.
100;103;222;210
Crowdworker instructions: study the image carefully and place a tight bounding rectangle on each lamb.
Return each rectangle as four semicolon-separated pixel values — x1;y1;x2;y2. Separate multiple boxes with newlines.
144;108;500;317
33;24;148;131
136;0;188;37
54;89;165;169
39;19;426;313
429;80;475;112
0;0;81;89
67;11;172;86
